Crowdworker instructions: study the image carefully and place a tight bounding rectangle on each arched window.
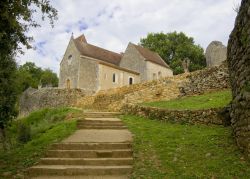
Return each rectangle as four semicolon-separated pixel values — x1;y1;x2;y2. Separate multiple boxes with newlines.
129;77;133;85
67;55;73;65
68;55;72;60
66;79;70;89
113;73;116;83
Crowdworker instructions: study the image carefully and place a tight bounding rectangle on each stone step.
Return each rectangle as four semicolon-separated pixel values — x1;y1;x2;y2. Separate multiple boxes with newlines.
84;115;120;118
46;149;133;158
51;143;132;150
77;120;124;125
28;165;132;177
84;112;120;114
77;123;125;127
31;175;129;179
83;112;121;118
39;158;133;166
77;125;128;129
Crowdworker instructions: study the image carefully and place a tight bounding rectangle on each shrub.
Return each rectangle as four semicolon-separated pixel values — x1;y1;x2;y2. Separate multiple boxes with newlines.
17;122;31;143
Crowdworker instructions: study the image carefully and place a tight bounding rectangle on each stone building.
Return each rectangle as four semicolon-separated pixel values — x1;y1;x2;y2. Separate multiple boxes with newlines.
205;41;227;67
59;34;173;92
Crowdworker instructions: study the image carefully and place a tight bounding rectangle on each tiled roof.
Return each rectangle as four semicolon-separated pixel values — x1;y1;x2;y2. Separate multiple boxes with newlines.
74;35;122;66
132;43;170;68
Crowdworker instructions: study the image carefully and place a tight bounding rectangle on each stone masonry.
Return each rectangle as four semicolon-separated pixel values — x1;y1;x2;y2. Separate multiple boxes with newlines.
19;88;93;117
77;64;230;111
19;64;231;116
227;0;250;157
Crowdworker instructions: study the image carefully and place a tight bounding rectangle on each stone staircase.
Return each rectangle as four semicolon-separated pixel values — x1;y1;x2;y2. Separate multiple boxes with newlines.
27;112;133;179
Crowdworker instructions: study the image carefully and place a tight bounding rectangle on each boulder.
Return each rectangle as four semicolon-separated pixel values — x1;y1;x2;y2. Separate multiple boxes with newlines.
205;41;227;67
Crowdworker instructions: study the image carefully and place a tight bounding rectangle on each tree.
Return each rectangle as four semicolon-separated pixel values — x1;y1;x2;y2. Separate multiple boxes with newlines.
40;69;58;87
0;0;57;147
0;54;18;148
16;62;43;91
140;32;206;74
16;62;59;92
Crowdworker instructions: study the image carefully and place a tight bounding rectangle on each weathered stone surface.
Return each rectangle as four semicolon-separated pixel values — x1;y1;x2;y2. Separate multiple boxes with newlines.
205;41;227;67
19;88;93;117
121;104;223;125
76;63;230;111
19;64;231;116
227;0;250;157
180;62;230;95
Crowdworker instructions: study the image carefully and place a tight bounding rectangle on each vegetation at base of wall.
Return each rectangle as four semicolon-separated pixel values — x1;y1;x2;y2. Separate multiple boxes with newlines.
0;107;81;177
121;115;250;178
142;90;232;110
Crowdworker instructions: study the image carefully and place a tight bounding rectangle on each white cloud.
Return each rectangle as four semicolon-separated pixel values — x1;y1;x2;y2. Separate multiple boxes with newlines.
17;0;241;75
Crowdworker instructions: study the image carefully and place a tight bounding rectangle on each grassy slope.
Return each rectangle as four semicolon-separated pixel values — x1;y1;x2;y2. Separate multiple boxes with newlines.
0;107;81;177
143;90;232;110
121;115;250;178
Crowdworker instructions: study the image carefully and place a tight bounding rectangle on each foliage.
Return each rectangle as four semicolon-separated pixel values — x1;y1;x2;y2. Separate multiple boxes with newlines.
16;62;59;92
0;0;57;145
0;54;18;137
140;31;206;74
0;0;57;55
121;115;250;178
17;122;31;143
143;90;232;110
40;69;59;87
0;107;80;177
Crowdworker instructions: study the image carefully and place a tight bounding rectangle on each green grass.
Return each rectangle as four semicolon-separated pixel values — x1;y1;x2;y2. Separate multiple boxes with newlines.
121;115;250;179
0;107;81;178
143;90;232;110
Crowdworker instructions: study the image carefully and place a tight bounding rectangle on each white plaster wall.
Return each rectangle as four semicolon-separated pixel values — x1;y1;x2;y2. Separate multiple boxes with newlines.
98;64;139;91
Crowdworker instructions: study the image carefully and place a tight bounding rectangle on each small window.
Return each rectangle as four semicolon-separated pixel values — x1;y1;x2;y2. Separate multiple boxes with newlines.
129;77;133;85
158;71;162;78
113;73;116;83
153;73;157;80
104;73;107;79
68;55;72;60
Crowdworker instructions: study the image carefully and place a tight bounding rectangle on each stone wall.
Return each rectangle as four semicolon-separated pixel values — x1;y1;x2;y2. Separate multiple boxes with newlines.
120;42;147;81
121;104;222;125
59;36;81;89
19;88;93;117
76;63;230;111
180;62;230;95
227;0;250;157
78;56;99;91
20;63;231;116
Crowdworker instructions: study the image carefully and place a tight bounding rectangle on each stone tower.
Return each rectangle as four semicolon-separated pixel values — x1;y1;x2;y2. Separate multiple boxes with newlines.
205;41;227;67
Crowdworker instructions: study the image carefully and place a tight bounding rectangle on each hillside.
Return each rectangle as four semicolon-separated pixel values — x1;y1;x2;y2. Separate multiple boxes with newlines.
0;108;81;178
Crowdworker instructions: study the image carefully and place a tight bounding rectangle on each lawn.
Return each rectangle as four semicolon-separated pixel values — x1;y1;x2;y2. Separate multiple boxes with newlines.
121;115;250;178
142;90;232;110
0;107;81;178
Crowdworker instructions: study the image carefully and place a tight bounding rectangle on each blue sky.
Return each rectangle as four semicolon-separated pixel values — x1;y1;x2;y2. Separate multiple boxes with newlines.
17;0;241;75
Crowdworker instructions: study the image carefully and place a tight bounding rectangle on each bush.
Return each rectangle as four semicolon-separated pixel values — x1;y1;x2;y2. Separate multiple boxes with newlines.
17;122;31;143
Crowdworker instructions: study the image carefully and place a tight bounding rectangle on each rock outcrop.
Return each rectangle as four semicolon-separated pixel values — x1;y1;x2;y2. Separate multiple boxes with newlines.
205;41;227;67
227;0;250;157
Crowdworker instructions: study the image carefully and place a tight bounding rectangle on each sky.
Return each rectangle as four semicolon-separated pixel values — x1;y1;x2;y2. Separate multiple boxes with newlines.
17;0;241;75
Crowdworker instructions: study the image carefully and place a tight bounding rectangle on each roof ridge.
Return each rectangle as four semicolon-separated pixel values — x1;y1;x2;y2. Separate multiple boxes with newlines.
85;43;122;57
130;43;170;68
73;37;122;66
